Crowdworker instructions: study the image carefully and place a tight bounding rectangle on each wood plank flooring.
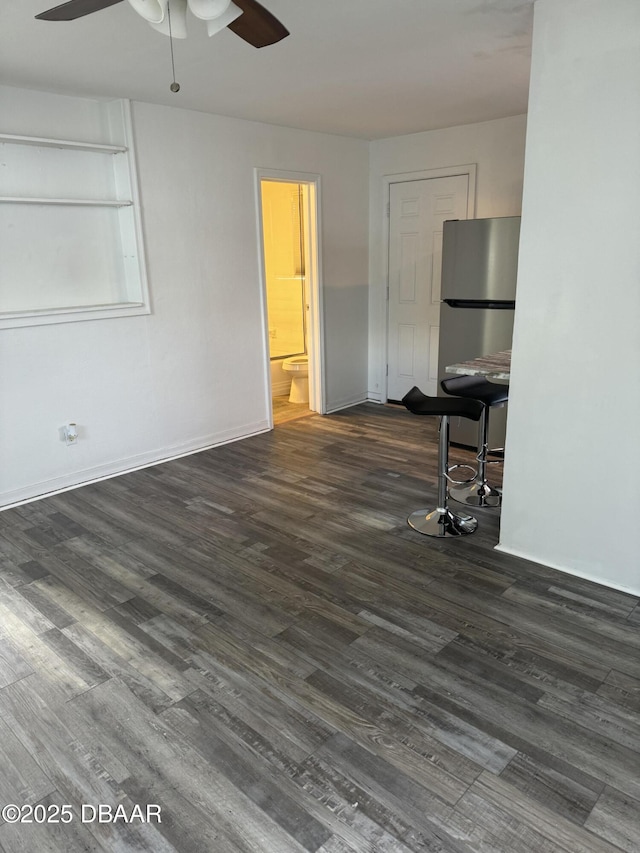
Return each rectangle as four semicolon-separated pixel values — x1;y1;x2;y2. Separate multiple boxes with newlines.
272;396;314;426
0;402;638;852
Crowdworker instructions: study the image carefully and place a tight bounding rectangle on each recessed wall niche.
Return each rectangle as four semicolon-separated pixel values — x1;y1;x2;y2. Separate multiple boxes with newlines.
0;96;149;328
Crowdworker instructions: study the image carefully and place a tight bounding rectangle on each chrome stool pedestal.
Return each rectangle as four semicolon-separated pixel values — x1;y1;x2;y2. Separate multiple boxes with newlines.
402;387;484;538
440;375;509;508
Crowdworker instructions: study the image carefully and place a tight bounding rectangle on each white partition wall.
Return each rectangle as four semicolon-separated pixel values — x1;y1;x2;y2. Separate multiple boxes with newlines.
499;0;640;595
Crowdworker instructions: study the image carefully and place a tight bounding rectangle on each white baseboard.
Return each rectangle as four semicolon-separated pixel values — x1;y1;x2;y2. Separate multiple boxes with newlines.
324;393;368;414
0;419;270;510
495;542;640;598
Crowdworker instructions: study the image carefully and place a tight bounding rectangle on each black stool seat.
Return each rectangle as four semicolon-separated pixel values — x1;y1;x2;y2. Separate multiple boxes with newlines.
440;375;509;508
401;386;483;538
402;386;484;421
440;375;508;406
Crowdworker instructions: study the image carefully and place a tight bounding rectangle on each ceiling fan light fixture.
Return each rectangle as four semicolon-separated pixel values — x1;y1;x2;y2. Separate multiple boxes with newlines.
36;0;288;48
147;0;188;37
186;0;241;36
126;0;165;24
187;0;228;19
206;3;242;36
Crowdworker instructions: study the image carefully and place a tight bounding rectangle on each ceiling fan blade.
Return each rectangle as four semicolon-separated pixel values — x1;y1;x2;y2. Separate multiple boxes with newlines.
36;0;124;21
226;0;288;48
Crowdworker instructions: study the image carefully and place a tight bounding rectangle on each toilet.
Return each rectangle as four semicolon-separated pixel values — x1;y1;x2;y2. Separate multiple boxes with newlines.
282;356;309;403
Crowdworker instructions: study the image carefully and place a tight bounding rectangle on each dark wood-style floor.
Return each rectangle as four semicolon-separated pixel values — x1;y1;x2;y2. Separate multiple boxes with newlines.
0;403;638;852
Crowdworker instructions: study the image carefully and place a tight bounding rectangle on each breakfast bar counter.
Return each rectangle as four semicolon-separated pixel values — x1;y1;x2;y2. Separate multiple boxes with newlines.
445;349;511;382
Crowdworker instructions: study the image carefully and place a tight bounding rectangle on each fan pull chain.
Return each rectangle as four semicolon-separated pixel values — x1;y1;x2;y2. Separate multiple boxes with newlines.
167;1;180;93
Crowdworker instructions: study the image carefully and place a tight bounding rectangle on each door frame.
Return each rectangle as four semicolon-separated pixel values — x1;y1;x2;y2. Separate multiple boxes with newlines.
254;168;325;425
381;164;477;402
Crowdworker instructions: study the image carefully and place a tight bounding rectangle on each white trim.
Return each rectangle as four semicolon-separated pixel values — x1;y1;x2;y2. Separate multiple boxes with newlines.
0;301;149;330
254;173;275;429
0;420;270;510
324;393;368;414
0;133;127;153
117;99;151;321
379;163;477;402
254;169;325;421
494;543;640;598
0;197;132;206
305;179;326;415
384;164;478;189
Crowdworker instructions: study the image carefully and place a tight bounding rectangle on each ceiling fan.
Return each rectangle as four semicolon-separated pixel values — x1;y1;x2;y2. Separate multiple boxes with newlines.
35;0;289;48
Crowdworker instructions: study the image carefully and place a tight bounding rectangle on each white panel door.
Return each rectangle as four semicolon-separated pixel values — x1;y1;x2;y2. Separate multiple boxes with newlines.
387;175;469;400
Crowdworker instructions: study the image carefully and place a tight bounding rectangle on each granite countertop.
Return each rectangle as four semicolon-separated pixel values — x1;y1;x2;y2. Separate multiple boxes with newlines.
445;349;511;381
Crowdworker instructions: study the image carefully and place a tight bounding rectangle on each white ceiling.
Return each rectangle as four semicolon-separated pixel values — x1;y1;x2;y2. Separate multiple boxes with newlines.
1;0;534;140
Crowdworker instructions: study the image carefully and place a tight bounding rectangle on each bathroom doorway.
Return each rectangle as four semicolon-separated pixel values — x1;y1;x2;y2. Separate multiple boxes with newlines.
256;171;324;427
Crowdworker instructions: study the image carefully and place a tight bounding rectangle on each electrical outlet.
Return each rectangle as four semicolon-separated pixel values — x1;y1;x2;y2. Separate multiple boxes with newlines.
64;423;78;445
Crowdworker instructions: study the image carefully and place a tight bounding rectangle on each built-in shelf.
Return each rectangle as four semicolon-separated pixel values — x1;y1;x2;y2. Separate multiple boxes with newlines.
0;133;127;154
0;197;133;207
0;301;150;331
0;98;150;328
0;301;145;317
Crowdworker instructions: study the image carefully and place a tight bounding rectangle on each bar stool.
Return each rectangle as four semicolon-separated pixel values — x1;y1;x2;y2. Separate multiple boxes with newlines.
402;386;484;538
440;375;509;507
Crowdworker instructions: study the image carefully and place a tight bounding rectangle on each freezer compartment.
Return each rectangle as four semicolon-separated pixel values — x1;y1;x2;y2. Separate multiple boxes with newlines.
437;303;514;447
441;216;521;303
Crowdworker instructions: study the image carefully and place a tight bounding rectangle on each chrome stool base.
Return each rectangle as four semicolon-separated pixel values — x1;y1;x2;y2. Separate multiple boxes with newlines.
450;481;502;508
408;507;478;538
401;388;484;540
440;376;508;511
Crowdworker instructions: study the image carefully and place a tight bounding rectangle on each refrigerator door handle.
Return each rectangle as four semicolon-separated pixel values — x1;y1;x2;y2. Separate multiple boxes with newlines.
442;299;516;309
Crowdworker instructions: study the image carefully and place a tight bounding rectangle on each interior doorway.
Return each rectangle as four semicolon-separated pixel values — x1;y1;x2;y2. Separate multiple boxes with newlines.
256;170;324;427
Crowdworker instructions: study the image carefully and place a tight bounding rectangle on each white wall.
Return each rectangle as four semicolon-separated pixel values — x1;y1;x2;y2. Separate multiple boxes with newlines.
499;0;640;595
367;115;527;399
0;87;369;507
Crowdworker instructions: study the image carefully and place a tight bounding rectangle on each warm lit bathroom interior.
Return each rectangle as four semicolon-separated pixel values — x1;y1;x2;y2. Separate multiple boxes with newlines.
261;179;313;425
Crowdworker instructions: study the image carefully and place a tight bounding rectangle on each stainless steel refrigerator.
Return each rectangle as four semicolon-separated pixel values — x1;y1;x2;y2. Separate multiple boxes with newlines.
437;216;520;447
